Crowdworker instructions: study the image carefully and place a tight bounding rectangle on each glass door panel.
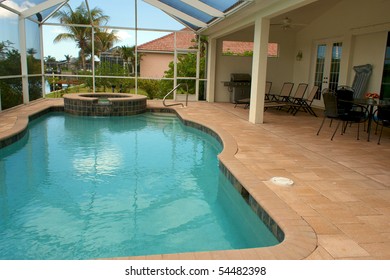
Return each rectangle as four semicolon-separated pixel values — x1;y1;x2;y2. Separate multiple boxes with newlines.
312;40;342;106
329;42;342;91
313;44;326;99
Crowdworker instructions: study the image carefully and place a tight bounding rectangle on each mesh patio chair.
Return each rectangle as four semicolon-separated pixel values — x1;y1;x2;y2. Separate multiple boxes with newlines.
317;89;368;140
267;82;294;102
336;86;368;139
265;82;294;110
317;89;341;140
264;81;272;101
336;86;354;115
286;83;308;113
291;85;319;116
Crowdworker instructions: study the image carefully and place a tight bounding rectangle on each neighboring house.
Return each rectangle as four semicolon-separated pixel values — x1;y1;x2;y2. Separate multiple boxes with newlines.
99;46;125;68
137;29;196;78
137;29;274;78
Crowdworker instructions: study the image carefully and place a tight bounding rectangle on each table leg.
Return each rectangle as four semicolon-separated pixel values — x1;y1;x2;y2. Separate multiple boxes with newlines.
367;104;374;141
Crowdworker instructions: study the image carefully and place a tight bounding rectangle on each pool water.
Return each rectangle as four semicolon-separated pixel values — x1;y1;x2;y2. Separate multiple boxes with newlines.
0;112;279;259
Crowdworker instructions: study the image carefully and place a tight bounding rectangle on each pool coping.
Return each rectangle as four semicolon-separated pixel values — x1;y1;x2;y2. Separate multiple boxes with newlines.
0;99;317;260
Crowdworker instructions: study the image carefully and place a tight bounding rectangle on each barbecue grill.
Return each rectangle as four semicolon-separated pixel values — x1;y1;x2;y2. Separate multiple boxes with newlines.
223;73;251;103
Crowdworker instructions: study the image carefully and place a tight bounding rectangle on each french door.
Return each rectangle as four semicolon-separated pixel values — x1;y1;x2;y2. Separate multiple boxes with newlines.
312;40;343;107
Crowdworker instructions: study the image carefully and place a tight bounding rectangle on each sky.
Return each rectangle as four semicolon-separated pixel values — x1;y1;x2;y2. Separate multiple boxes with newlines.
43;0;185;60
0;0;185;60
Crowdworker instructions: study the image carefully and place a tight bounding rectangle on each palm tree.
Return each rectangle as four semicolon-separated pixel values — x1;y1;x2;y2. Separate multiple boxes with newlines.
27;48;37;57
95;29;119;57
44;55;57;63
0;40;14;59
64;54;72;70
117;45;134;74
53;2;109;70
117;45;143;75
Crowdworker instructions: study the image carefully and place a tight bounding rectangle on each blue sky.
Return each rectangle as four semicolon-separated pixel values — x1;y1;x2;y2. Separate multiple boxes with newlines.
41;0;185;60
44;0;184;60
0;0;185;60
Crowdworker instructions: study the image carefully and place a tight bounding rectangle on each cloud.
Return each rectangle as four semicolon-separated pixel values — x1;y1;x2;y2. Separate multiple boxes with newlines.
114;29;133;41
0;0;36;18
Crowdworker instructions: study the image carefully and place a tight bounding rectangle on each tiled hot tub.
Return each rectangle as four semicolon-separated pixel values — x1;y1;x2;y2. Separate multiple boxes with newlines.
63;93;147;116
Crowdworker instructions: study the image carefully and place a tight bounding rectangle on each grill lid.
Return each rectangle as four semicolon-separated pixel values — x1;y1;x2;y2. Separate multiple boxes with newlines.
230;73;251;82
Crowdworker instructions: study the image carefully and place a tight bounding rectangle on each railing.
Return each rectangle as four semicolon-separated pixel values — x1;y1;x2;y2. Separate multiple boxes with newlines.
163;83;188;107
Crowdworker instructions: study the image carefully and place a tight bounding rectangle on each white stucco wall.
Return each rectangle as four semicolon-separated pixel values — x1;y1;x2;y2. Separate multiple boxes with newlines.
267;29;296;95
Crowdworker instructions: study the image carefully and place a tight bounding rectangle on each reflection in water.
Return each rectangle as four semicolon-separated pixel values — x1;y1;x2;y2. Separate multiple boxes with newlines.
73;145;122;179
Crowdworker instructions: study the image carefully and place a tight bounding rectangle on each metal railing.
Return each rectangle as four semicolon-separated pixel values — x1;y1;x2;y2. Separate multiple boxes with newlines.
162;83;188;107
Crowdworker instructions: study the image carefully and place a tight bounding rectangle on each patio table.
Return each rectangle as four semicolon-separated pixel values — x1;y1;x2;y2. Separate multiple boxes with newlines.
351;98;390;141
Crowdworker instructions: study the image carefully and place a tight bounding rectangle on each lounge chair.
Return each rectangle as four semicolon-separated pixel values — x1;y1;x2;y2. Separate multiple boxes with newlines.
267;82;294;103
264;82;294;110
264;81;272;101
290;85;319;116
286;83;308;112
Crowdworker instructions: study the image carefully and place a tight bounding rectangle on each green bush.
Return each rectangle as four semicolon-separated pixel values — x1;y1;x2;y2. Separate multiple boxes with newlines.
138;79;165;99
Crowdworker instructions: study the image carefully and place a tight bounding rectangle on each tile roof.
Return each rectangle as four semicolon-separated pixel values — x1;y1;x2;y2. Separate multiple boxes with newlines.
137;29;197;52
138;32;278;57
223;41;254;54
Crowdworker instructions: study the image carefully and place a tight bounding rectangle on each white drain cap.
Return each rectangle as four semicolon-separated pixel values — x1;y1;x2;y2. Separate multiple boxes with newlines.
270;177;294;187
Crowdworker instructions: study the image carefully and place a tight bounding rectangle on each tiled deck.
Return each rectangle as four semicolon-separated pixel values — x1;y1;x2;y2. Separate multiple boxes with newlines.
1;98;389;260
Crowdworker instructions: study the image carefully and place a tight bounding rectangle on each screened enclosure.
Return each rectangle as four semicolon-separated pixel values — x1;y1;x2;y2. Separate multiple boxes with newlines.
0;0;251;110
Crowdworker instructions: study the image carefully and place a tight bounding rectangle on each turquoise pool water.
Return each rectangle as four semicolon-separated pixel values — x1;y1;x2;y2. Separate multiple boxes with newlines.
0;112;279;259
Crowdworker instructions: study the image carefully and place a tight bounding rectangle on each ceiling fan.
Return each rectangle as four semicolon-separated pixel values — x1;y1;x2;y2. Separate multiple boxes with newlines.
271;17;306;30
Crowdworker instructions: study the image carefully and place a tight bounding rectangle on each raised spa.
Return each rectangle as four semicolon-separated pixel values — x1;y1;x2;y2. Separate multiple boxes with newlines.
63;93;147;116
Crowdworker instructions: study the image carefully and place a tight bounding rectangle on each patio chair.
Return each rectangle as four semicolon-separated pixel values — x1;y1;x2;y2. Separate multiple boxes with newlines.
336;86;369;139
286;83;308;113
317;89;368;140
264;81;272;101
267;82;294;102
336;86;354;115
317;89;341;140
374;106;390;144
264;82;294;110
291;85;319;116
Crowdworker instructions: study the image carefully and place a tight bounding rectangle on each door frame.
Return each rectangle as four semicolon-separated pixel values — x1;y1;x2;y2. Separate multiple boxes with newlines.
310;36;345;108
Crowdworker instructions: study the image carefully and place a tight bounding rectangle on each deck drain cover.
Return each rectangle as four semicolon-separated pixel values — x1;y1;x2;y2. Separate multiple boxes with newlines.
270;177;294;187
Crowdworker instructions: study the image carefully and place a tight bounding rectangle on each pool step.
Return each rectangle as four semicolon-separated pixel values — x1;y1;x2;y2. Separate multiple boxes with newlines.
142;113;177;121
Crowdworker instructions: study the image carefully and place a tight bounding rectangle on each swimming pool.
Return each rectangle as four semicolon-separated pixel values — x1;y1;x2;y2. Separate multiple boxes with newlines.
0;112;279;259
